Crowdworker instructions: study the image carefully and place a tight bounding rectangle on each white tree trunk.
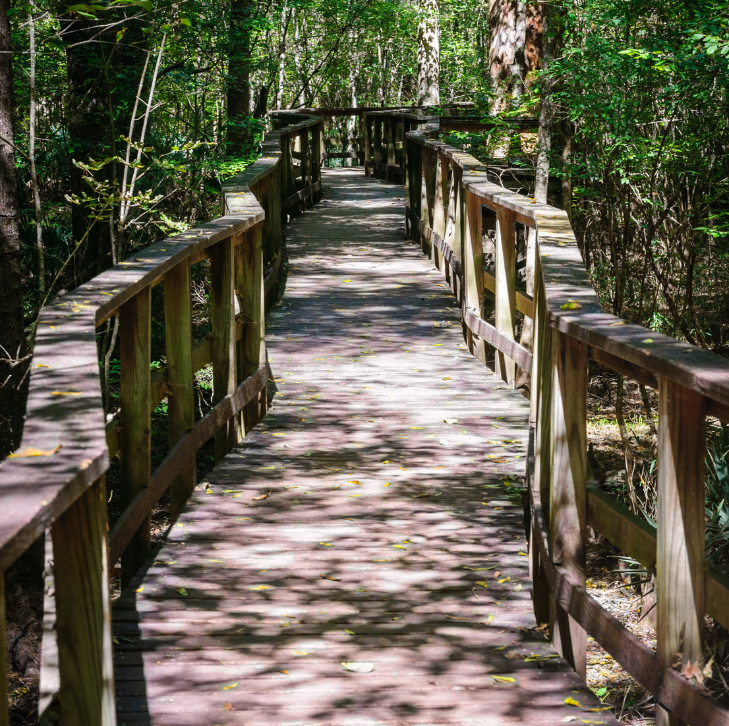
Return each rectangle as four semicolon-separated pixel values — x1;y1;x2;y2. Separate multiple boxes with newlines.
416;0;439;106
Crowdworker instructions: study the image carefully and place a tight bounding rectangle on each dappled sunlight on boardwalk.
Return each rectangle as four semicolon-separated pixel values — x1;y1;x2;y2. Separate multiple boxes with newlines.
113;169;618;726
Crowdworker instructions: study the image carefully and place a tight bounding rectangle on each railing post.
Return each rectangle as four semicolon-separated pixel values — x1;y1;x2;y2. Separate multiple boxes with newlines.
406;137;422;242
386;116;396;180
450;166;464;304
119;288;151;585
656;379;705;726
421;148;437;259
432;152;447;275
530;257;552;626
312;120;322;203
164;263;195;519
549;331;588;678
300;128;310;209
364;114;372;177
237;223;266;432
495;207;517;385
210;235;236;460
374;115;382;176
0;574;7;726
53;478;115;726
463;189;486;365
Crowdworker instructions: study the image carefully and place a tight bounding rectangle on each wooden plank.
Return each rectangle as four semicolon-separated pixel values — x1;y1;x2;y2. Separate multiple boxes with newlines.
495;207;517;385
462;307;532;371
656;378;706;726
463;189;486;365
52;477;115;726
283;180;321;211
119;288;151;583
590;345;658;388
210;236;236;461
164;264;196;519
0;574;7;726
237;223;265;433
549;332;587;678
107;365;267;566
484;270;534;318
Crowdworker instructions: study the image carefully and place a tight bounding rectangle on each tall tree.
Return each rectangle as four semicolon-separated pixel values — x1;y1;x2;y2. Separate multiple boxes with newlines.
0;0;27;457
416;0;439;105
228;0;253;151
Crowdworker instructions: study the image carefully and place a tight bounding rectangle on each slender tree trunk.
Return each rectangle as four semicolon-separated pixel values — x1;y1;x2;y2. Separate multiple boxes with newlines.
29;0;44;295
276;4;290;108
416;0;439;106
0;0;27;456
228;0;253;152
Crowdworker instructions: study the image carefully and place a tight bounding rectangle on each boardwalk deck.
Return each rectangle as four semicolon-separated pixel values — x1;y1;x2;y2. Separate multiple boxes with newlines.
113;169;619;726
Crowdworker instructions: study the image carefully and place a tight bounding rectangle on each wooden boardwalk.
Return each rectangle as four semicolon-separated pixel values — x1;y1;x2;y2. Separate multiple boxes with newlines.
113;169;618;726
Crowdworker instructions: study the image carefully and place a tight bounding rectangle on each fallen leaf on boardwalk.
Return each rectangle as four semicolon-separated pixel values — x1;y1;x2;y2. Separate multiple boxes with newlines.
498;577;511;583
221;683;238;691
560;301;582;310
408;427;423;430
222;489;244;493
382;459;392;464
518;551;527;556
207;559;223;563
475;581;489;588
342;279;352;283
280;670;289;675
293;651;312;655
341;662;375;673
257;466;276;470
347;480;361;485
50;391;81;396
492;675;516;684
444;418;459;424
464;566;496;571
514;583;523;591
9;445;62;458
250;585;271;590
136;585;144;593
223;702;234;711
373;559;392;562
349;494;362;497
383;482;391;487
564;697;582;708
580;721;606;725
271;433;286;437
344;629;355;635
442;377;451;381
392;544;407;549
444;615;468;620
252;493;270;501
320;574;340;581
176;588;188;597
319;542;333;546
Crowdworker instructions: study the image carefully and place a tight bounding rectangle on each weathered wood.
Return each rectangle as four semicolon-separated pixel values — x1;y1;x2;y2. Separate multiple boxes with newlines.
311;121;322;203
283;180;321;210
483;270;534;318
656;379;706;726
210;236;236;461
164;264;196;519
462;306;532;371
463;190;486;365
495;207;517;385
237;223;265;433
53;477;115;726
432;154;448;277
549;332;587;678
300;129;310;210
107;365;267;566
590;345;658;389
0;574;7;726
119;288;151;583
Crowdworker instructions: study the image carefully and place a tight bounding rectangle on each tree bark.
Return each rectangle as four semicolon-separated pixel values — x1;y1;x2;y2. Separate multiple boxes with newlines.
228;0;253;152
416;0;439;106
0;0;28;456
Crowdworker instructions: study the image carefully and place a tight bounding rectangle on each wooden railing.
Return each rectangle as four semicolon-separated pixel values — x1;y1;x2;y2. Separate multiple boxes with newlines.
0;113;322;725
398;114;729;726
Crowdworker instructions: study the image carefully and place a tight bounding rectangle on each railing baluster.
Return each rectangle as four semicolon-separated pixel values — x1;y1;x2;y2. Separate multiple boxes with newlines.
495;207;517;385
164;263;195;519
300;128;310;209
463;189;486;365
432;152;447;276
549;331;588;678
237;223;266;433
656;379;705;726
120;287;151;584
53;478;115;726
210;235;236;460
364;115;372;177
312;121;322;203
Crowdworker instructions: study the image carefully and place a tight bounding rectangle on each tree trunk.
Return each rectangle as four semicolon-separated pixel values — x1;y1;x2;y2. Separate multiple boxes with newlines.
416;0;439;106
228;0;253;152
0;0;27;456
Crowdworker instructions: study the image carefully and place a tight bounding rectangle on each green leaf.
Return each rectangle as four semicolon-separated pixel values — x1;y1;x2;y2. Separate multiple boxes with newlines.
179;17;191;26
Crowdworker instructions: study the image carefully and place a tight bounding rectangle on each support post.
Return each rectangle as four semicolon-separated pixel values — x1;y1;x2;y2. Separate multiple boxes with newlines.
656;379;706;726
210;235;236;460
164;263;195;519
364;115;372;177
463;190;486;365
432;152;447;275
495;207;517;385
312;121;322;203
119;288;151;585
53;478;116;726
237;223;265;432
549;331;588;679
300;128;310;209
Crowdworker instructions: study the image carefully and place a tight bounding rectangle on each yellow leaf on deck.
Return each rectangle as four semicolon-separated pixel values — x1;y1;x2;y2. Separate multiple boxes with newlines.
342;279;352;283
50;391;81;396
222;683;238;691
9;445;62;458
344;629;355;635
475;581;489;588
176;587;188;597
442;377;451;381
347;480;361;485
498;577;511;583
223;702;233;711
36;363;51;368
392;544;407;549
319;542;333;546
279;670;289;675
136;585;144;593
250;585;271;590
383;482;391;487
564;697;582;708
492;675;515;683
